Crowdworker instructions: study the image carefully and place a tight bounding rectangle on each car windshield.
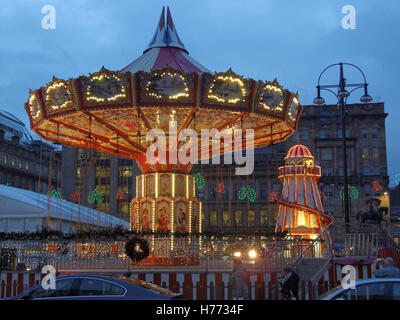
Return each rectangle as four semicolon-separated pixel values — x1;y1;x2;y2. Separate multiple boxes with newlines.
114;277;180;297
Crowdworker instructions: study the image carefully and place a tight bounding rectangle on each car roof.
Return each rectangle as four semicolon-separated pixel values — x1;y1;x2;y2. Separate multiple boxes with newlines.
54;274;180;297
320;278;400;299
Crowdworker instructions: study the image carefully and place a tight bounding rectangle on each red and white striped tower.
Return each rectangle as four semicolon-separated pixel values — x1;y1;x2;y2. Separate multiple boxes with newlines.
275;145;332;256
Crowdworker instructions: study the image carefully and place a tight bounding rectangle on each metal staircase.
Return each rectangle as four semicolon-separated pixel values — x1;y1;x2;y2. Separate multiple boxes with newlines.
291;222;333;297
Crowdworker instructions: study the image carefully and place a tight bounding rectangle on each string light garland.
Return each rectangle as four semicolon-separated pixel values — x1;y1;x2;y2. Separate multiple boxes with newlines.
45;82;72;110
29;94;41;120
86;74;126;103
259;83;285;112
144;70;189;100
208;75;247;104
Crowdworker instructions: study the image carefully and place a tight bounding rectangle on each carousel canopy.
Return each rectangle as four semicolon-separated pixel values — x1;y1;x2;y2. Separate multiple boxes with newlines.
25;7;303;171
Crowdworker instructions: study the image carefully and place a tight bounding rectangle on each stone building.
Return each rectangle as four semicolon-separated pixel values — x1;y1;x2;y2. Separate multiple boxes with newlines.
287;102;389;244
0;110;59;193
193;144;286;236
61;146;140;221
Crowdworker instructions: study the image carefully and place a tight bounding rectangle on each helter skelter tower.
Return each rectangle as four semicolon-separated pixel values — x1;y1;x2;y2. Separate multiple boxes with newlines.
275;145;332;257
24;7;303;264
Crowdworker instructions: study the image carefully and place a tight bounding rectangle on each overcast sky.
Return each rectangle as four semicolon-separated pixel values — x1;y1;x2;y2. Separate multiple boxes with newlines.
0;0;399;185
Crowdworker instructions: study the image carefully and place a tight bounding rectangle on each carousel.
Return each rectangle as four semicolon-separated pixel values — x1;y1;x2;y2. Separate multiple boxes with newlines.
25;7;303;264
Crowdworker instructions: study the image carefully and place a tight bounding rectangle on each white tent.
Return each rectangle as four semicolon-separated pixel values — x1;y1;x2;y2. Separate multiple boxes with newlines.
0;184;129;232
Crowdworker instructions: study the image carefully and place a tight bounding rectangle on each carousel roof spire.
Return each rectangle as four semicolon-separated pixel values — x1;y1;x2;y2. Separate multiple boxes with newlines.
120;7;210;74
144;6;188;54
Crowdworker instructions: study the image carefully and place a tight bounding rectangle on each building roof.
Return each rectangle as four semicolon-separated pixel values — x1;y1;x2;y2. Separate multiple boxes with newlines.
0;184;129;229
285;144;313;159
0;110;33;143
120;6;210;74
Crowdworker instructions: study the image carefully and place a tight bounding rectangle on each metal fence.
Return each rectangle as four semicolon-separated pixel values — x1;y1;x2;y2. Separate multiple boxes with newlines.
0;237;303;272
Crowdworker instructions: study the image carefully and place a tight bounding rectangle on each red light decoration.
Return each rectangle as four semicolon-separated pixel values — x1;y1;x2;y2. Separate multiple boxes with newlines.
372;181;383;192
71;192;79;201
268;191;277;202
116;188;126;200
215;183;225;194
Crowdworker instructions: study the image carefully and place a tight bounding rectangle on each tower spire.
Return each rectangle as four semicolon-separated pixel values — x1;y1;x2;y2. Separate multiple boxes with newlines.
144;6;188;54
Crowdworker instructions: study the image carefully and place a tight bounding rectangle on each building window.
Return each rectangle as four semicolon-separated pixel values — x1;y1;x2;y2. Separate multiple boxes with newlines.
321;148;333;160
319;110;332;125
365;185;372;197
302;130;308;141
209;184;216;200
372;148;379;160
292;132;298;142
248;210;255;227
363;166;371;176
223;210;230;226
371;128;378;139
260;184;268;200
235;210;243;226
319;130;326;139
361;128;368;139
362;148;369;159
324;185;334;198
234;184;242;200
337;129;350;138
260;210;268;225
323;167;333;176
210;210;217;226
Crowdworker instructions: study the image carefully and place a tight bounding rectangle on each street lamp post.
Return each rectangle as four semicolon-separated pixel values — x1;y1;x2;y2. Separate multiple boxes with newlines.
313;62;372;234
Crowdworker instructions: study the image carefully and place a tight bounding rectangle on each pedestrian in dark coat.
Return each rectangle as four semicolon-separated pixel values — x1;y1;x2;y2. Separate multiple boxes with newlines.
280;266;300;300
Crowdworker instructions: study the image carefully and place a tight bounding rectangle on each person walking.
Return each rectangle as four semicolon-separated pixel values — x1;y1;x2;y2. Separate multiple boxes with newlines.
373;257;400;278
231;262;249;300
280;266;300;300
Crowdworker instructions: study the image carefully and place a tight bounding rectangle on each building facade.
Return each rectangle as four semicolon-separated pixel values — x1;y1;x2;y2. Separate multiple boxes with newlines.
197;102;389;245
194;144;287;236
0;111;59;194
288;102;389;244
61;147;141;221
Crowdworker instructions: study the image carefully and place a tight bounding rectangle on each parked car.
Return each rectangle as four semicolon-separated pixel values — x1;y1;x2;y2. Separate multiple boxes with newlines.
10;274;184;300
319;278;400;300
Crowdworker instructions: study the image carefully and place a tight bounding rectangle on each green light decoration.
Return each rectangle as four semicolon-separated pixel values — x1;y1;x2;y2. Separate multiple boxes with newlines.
88;188;104;204
339;185;359;200
194;173;205;189
238;186;257;202
48;189;62;199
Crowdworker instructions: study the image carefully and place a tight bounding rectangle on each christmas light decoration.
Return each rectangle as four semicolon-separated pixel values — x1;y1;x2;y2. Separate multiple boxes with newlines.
88;188;104;204
372;181;383;192
194;173;205;189
48;189;62;199
116;188;126;200
71;192;79;201
238;186;257;202
86;74;126;103
339;185;359;200
215;182;225;194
